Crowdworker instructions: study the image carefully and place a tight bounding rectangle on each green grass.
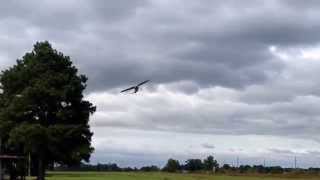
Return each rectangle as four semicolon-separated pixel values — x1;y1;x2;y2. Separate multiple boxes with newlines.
44;172;320;180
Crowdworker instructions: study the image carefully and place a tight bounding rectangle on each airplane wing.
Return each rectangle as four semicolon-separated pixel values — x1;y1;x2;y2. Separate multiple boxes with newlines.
137;80;150;86
121;86;135;93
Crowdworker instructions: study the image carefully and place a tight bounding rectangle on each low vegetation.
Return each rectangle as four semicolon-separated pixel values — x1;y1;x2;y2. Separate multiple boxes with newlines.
46;172;320;180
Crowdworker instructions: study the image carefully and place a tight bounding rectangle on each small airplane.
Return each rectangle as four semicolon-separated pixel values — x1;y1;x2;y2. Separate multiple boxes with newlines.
121;80;150;93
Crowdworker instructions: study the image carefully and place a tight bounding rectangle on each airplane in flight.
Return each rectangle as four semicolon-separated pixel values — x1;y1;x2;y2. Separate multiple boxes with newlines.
120;80;150;93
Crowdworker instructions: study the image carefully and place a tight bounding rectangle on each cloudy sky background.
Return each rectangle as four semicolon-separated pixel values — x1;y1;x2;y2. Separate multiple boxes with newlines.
2;0;320;168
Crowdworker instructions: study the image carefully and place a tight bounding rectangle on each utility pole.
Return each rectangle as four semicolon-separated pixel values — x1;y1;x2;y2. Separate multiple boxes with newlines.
28;152;31;177
236;157;239;168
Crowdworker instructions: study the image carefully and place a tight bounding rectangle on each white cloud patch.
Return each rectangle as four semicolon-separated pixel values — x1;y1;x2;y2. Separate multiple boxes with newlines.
90;127;320;168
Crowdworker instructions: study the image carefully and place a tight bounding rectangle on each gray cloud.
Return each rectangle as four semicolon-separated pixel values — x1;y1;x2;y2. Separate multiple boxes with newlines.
202;143;215;149
2;0;312;92
268;148;295;155
87;87;320;142
2;0;320;167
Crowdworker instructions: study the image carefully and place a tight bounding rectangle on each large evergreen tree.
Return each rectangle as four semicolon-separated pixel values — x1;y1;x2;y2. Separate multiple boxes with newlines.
0;41;96;180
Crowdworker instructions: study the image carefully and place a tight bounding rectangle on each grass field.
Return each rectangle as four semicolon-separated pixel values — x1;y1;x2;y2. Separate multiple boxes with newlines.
45;172;320;180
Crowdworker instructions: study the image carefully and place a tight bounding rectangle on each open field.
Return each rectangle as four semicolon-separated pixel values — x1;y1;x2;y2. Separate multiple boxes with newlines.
45;172;320;180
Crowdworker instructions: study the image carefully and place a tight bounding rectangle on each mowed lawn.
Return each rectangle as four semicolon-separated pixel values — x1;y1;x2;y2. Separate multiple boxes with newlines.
46;172;320;180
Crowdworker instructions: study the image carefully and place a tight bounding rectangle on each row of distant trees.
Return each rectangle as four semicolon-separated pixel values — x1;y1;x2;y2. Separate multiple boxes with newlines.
54;155;320;175
163;156;218;172
162;157;320;175
55;155;219;172
218;165;320;175
55;163;159;172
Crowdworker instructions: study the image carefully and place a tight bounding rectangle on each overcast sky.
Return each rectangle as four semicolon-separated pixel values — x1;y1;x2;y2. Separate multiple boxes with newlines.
2;0;320;168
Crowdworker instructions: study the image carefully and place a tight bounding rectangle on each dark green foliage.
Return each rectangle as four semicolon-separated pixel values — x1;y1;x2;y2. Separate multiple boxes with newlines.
163;159;180;172
140;165;160;172
219;164;285;174
267;166;284;174
252;165;265;173
96;163;121;172
0;41;96;179
239;165;252;173
184;159;203;172
203;155;219;171
222;164;231;170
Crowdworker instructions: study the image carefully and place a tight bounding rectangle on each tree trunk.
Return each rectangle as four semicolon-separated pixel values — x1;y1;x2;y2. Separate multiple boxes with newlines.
0;138;2;180
37;156;45;180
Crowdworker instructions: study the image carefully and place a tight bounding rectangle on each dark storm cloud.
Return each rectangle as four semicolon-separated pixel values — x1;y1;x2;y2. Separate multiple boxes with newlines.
0;1;146;26
76;0;320;91
4;0;320;92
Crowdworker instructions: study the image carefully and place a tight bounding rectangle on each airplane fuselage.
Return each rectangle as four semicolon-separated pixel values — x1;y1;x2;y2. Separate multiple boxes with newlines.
134;86;139;93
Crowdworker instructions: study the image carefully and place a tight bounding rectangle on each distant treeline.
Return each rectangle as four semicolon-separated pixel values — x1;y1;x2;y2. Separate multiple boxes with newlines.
54;155;320;175
54;163;157;172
